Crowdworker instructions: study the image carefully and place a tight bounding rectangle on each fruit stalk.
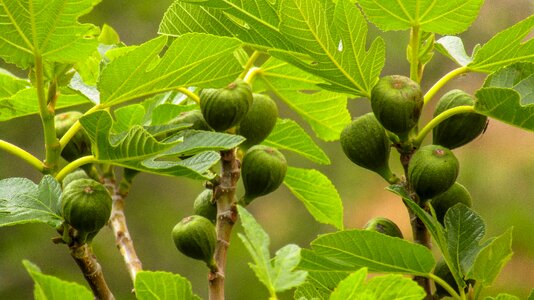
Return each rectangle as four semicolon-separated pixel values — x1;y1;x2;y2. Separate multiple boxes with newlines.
209;149;240;300
0;139;44;173
69;242;115;300
102;171;143;283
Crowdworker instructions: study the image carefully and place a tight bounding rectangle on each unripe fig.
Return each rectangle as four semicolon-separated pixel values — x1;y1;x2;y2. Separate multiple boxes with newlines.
62;169;89;189
408;145;459;200
433;90;488;149
172;215;217;267
193;189;217;223
237;93;278;149
61;179;112;241
241;145;287;204
364;217;403;239
55;111;92;161
340;113;395;182
200;80;253;131
371;75;423;138
431;182;472;224
169;110;211;131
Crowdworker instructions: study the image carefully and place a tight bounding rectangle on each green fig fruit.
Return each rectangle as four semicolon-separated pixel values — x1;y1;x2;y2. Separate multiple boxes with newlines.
55;111;92;162
61;179;112;242
371;75;423;138
241;145;287;204
237;93;278;149
200;80;253;131
364;217;404;238
170;110;211;131
340;113;396;182
62;169;90;189
408;145;459;200
432;89;488;149
193;189;217;223
431;182;472;224
172;215;217;267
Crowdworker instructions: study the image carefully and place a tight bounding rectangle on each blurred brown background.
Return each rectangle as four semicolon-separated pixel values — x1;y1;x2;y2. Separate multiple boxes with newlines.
1;0;533;299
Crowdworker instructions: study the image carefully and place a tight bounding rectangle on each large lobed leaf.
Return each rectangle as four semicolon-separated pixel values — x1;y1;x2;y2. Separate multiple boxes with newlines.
272;0;385;97
0;0;99;69
283;167;343;230
0;176;62;228
237;206;307;296
134;271;201;300
358;0;483;35
299;229;435;275
23;260;92;300
294;271;350;299
98;33;243;106
475;62;534;131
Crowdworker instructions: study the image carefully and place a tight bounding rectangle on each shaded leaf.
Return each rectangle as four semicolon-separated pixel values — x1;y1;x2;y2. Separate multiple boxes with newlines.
237;206;307;295
468;15;534;73
283;167;343;230
98;34;243;106
23;260;92;300
263;119;330;165
485;294;520;300
299;229;435;275
358;0;483;34
467;228;513;287
272;0;385;97
0;176;63;228
295;271;350;300
0;0;99;69
135;271;201;300
435;36;473;66
475;63;534;131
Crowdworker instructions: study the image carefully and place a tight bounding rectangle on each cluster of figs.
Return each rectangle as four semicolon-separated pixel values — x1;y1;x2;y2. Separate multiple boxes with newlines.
341;75;487;296
171;80;288;267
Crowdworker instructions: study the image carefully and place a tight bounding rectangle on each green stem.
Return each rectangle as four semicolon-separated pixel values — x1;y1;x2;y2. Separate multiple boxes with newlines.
0;139;44;172
428;273;463;299
409;26;421;82
177;87;200;104
55;155;97;182
413;105;475;146
244;67;262;85
239;51;261;79
59;105;102;152
473;283;483;300
424;66;469;105
35;55;61;174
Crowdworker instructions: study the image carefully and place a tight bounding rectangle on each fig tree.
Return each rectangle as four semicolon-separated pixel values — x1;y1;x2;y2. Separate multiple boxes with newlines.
431;182;473;224
241;145;287;205
200;79;253;131
364;217;403;238
408;145;459;200
237;93;278;149
371;75;423;138
433;89;488;149
340;113;395;182
172;215;217;268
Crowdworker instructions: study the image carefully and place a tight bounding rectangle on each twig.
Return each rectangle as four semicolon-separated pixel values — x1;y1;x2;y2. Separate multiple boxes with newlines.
209;149;240;300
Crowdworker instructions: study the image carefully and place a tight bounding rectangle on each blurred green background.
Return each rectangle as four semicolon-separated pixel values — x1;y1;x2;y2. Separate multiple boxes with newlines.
1;0;534;299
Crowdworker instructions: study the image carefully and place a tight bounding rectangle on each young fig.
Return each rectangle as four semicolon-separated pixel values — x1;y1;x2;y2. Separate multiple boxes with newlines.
61;178;112;242
193;189;217;223
62;169;90;189
340;113;396;182
237;93;278;149
364;217;404;239
169;110;211;131
432;89;488;149
55;111;92;161
200;79;253;131
172;215;217;268
431;182;472;224
408;145;459;201
241;145;287;205
371;75;423;138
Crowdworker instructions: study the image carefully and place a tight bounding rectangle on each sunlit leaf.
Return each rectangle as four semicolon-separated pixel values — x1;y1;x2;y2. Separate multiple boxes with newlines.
0;176;62;228
358;0;483;34
135;271;201;300
283;167;343;230
98;34;243;106
294;271;350;300
300;229;435;275
0;0;99;69
23;260;92;300
263;119;330;165
435;36;473;66
485;294;521;300
237;206;307;295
